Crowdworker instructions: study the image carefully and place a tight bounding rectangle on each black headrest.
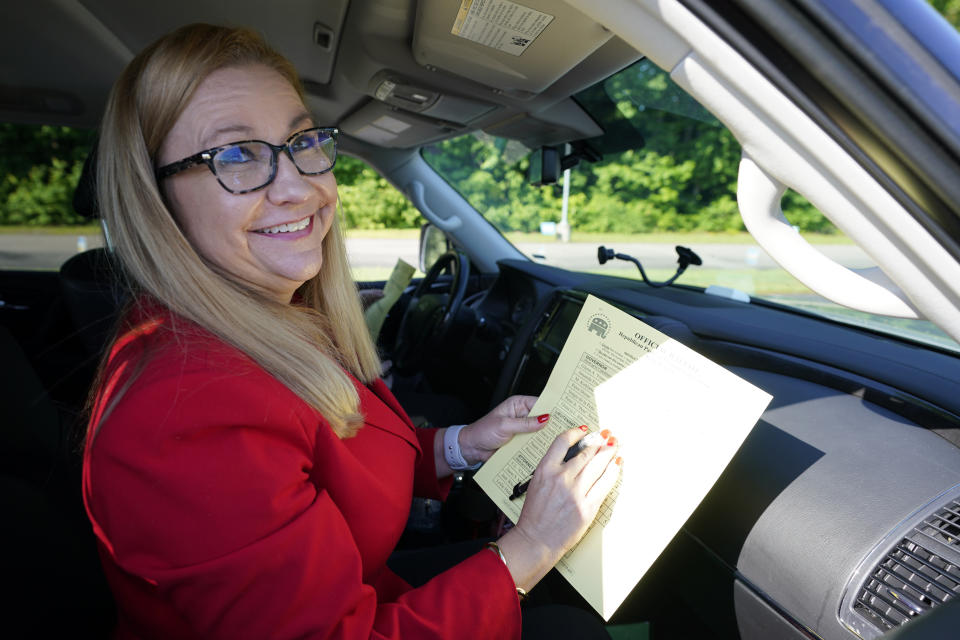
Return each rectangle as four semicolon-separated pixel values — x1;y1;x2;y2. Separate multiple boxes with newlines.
59;246;120;286
59;248;126;356
72;144;98;219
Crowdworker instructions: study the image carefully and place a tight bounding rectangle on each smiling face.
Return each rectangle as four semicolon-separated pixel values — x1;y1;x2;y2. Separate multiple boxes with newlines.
157;64;336;303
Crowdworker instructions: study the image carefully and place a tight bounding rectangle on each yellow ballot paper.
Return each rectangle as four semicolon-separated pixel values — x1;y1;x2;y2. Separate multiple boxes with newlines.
473;294;772;620
364;258;416;341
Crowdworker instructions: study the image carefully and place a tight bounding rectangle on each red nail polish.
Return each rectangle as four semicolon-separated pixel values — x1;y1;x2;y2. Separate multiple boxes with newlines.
578;424;588;431
607;437;617;447
615;456;623;466
538;414;550;423
600;429;611;439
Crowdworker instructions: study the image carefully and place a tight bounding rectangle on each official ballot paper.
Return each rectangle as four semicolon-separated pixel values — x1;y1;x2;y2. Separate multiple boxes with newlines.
473;295;772;620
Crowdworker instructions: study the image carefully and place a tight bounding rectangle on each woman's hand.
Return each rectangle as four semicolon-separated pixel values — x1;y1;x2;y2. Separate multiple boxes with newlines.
495;427;622;591
457;395;546;465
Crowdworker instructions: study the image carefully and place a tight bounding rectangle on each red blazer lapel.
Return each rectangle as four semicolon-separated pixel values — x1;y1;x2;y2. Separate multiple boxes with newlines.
359;379;420;453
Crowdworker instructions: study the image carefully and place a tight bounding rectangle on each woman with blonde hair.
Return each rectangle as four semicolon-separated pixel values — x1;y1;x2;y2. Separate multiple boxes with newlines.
83;23;621;639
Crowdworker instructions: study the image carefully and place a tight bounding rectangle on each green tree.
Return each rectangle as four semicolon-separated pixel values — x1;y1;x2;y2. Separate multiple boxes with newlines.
424;57;839;236
0;124;95;226
4;158;86;225
929;0;960;29
337;155;421;229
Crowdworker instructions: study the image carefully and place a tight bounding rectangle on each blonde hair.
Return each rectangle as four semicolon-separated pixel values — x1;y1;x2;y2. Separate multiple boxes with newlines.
95;24;380;437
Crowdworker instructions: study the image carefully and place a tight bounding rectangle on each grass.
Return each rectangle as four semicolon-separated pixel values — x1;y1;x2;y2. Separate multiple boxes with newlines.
0;225;852;246
0;224;843;298
588;266;814;295
505;230;853;245
8;224;950;350
0;223;848;298
0;223;102;235
351;263;813;296
351;266;424;282
596;268;958;350
0;225;418;239
343;228;421;239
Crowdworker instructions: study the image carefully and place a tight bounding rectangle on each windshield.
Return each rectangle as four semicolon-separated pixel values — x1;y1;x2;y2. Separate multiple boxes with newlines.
423;58;960;354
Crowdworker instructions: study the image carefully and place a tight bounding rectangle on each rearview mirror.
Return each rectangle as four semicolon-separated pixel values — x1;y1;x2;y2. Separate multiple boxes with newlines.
528;146;560;185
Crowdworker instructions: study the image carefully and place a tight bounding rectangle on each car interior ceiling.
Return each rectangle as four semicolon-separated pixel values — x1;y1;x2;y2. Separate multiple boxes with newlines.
5;1;960;639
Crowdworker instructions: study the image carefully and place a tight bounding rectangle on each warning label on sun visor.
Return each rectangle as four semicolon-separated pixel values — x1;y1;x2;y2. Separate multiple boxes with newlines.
451;0;554;56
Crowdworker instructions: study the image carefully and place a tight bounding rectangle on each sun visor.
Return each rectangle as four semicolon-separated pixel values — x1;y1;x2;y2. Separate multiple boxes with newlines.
367;71;498;124
338;101;466;148
413;0;614;95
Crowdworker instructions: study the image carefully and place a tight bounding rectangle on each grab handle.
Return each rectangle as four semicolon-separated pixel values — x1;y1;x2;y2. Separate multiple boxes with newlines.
737;155;917;318
407;180;462;232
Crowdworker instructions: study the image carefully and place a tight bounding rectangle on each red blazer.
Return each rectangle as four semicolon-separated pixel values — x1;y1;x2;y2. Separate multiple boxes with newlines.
82;305;520;639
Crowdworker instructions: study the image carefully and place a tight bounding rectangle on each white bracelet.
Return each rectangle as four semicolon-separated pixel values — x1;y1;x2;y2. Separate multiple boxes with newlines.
443;424;482;471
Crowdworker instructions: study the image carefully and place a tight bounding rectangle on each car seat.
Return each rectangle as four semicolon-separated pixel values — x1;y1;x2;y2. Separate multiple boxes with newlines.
61;144;127;358
0;147;119;634
0;324;115;636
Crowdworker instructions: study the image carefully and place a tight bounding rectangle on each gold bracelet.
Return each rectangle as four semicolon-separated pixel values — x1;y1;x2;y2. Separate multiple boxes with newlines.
485;541;528;603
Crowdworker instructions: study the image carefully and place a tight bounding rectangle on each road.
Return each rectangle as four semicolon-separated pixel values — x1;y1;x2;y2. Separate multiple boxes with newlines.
0;233;107;270
0;233;872;272
512;240;872;271
341;237;872;272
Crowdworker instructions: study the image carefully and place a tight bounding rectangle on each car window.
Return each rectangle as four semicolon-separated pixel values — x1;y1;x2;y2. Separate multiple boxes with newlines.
336;154;425;282
0;125;422;281
423;59;960;354
0;123;98;271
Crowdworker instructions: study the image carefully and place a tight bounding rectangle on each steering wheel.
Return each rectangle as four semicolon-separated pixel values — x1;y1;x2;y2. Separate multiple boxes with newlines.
391;250;470;374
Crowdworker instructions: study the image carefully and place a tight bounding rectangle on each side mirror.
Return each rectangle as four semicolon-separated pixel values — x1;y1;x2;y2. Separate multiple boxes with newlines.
418;223;450;273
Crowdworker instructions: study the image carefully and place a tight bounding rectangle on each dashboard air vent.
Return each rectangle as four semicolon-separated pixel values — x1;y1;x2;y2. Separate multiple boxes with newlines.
840;486;960;639
916;500;960;549
852;539;959;630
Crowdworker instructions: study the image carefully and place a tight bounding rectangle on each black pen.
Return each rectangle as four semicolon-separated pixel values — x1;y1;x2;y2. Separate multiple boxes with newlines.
508;430;607;500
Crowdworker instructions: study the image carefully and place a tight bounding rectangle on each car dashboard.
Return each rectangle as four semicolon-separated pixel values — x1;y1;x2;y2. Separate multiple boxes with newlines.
453;258;960;640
